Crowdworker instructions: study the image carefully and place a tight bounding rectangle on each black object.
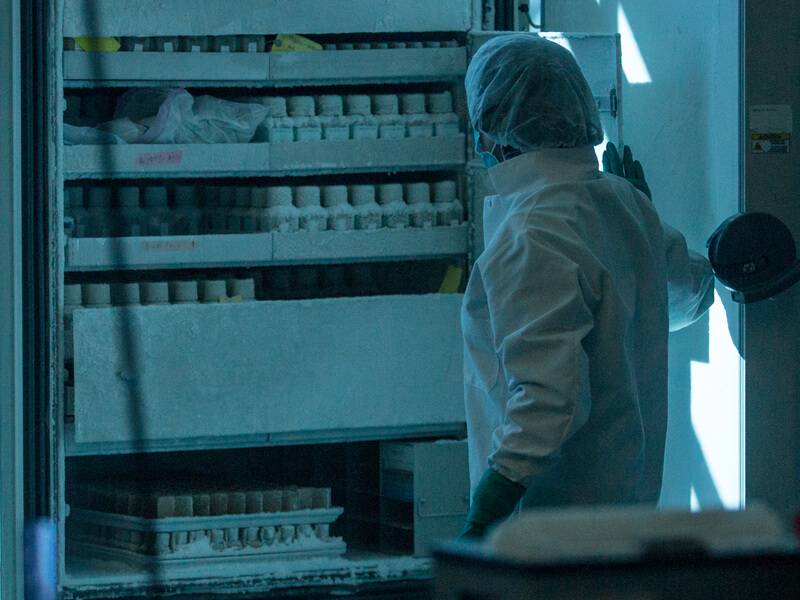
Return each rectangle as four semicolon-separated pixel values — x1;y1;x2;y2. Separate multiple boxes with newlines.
707;212;800;303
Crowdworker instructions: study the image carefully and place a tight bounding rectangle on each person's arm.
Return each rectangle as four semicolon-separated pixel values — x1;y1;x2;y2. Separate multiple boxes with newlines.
662;222;715;331
459;231;594;539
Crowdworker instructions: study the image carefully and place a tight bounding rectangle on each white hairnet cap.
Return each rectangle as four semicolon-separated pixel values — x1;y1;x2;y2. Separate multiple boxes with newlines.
466;34;604;152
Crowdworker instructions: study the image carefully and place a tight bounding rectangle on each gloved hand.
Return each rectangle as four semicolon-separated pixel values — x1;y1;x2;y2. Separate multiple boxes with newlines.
457;468;526;540
602;142;652;200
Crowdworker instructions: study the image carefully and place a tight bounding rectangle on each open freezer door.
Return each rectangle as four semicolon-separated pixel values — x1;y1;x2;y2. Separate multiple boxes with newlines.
466;31;623;259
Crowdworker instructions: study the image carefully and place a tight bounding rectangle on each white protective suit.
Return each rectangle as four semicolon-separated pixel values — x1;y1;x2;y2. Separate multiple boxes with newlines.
462;146;715;507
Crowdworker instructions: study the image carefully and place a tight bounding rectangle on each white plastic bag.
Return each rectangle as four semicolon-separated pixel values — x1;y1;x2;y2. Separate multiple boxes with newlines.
116;88;267;144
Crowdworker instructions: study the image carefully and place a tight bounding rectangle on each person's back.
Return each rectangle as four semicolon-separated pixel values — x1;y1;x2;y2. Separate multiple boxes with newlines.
459;33;714;538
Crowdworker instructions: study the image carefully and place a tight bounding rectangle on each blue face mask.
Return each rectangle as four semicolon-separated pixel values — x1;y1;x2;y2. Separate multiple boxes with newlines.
474;130;500;169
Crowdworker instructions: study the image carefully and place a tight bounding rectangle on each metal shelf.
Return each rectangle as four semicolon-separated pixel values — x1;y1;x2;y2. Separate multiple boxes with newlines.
63;47;468;88
63;136;466;179
63;0;472;37
65;226;468;271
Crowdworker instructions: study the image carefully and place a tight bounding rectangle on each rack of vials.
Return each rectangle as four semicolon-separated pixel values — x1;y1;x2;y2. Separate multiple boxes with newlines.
56;0;478;596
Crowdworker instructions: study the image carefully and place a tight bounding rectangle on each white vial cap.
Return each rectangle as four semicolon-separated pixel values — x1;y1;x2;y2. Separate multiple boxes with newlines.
111;283;141;305
144;187;168;207
266;187;293;208
315;95;343;117
260;96;288;117
88;187;112;208
322;186;349;208
64;284;82;306
372;94;399;115
82;283;111;306
227;278;256;300
140;281;170;305
294;186;321;208
169;280;199;303
117;186;140;208
378;183;404;205
433;180;457;203
400;94;426;115
235;187;252;208
427;91;454;114
174;186;195;206
349;185;376;207
287;96;315;118
251;187;270;208
200;280;228;302
344;95;372;116
405;182;431;204
65;187;84;209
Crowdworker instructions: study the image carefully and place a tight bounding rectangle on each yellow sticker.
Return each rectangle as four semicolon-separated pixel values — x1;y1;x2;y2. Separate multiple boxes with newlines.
73;37;121;52
271;34;322;52
438;266;463;294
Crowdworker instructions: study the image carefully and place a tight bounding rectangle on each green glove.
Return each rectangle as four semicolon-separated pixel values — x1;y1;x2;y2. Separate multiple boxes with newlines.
458;468;526;540
602;142;652;200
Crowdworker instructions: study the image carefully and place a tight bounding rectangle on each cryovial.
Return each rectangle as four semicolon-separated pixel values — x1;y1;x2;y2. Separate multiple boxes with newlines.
120;37;152;52
404;182;435;228
322;185;355;231
423;41;442;48
226;187;255;234
212;36;239;53
372;94;405;140
227;279;256;301
389;41;406;49
210;186;236;233
181;37;210;52
315;95;350;141
295;186;327;232
64;186;88;238
254;97;294;143
201;185;224;234
116;186;145;237
239;35;266;53
63;284;83;330
349;185;382;230
110;283;141;306
87;186;113;237
432;180;463;226
82;284;112;308
377;183;410;229
153;37;179;52
427;92;461;137
143;186;170;236
400;94;433;138
287;96;322;142
356;43;372;50
337;43;355;50
258;187;300;233
140;282;170;305
171;186;203;235
323;44;337;51
373;42;389;50
344;95;378;140
168;280;199;304
407;41;424;49
199;280;228;303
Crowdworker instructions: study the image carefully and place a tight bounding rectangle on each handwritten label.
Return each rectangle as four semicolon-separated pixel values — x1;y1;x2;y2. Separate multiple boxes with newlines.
140;240;198;252
135;150;183;167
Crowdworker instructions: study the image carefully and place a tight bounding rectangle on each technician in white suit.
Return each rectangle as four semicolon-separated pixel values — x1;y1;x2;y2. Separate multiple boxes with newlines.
459;34;715;538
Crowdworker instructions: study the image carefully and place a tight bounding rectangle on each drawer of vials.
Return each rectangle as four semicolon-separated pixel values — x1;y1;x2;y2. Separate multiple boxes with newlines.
67;481;345;563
